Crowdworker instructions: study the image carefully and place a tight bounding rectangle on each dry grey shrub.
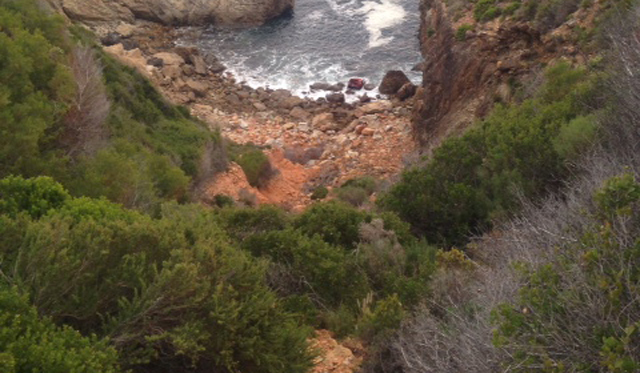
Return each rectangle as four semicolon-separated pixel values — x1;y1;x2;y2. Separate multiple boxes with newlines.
373;4;640;373
193;139;229;195
62;46;110;157
358;219;406;275
383;147;634;373
238;188;258;207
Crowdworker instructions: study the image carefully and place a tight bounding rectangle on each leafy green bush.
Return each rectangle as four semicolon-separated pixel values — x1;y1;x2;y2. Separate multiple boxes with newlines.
552;114;598;159
333;176;378;206
216;204;290;241
356;219;436;307
310;185;329;200
594;173;640;217
322;304;358;338
100;51;223;181
0;284;121;373
340;176;377;194
241;228;369;307
334;186;370;206
294;201;368;249
356;294;405;341
503;1;521;16
0;175;69;218
236;148;276;188
0;0;72;179
213;193;235;207
474;0;501;21
455;24;474;41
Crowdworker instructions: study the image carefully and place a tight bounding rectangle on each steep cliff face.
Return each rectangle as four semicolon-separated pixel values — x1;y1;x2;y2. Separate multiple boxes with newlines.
44;0;294;26
411;0;581;147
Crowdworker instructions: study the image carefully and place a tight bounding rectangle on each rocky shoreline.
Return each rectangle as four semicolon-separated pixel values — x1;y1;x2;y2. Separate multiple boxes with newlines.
96;21;421;210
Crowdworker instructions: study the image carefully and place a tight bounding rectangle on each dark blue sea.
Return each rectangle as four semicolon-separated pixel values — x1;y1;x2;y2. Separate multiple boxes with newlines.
179;0;422;98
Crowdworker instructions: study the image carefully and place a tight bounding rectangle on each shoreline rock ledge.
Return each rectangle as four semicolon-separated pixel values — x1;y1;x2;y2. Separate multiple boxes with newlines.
43;0;294;26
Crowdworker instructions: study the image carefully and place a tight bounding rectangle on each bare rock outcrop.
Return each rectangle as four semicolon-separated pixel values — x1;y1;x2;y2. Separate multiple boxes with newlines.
379;70;411;95
412;0;545;146
44;0;294;26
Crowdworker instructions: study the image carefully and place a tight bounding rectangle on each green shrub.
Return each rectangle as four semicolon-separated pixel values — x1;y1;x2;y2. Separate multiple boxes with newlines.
294;201;368;249
322;304;358;338
0;284;121;373
455;24;474;41
241;228;369;307
0;175;70;218
474;0;501;21
310;185;329;200
365;212;413;247
71;147;157;208
594;173;640;217
333;176;377;206
340;176;377;194
217;204;290;241
552;114;598;159
356;219;435;307
503;1;521;16
236;148;276;188
356;294;405;341
213;193;235;207
334;186;370;206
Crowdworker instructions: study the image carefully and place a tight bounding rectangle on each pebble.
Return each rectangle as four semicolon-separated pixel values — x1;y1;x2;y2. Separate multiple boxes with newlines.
362;128;375;136
253;102;268;111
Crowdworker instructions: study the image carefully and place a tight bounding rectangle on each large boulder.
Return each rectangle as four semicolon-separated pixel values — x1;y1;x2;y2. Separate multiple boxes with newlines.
312;113;335;129
153;52;185;66
356;100;393;116
347;78;365;90
379;70;411;95
325;93;345;104
44;0;294;26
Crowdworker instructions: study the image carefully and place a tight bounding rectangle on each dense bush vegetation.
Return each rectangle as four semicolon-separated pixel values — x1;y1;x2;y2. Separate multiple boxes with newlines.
0;0;226;212
0;285;121;373
332;176;378;206
380;63;599;245
474;0;501;21
0;176;438;372
0;179;315;373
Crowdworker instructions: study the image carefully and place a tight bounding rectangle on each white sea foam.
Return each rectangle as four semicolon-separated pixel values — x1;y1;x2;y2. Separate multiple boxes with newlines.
324;0;360;16
358;0;406;48
304;10;325;22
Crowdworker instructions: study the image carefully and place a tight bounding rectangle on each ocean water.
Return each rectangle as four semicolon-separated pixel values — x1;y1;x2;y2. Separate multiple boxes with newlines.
179;0;422;97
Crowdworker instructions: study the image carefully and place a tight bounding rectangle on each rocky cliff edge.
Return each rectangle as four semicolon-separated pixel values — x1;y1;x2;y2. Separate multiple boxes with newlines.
412;0;599;148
